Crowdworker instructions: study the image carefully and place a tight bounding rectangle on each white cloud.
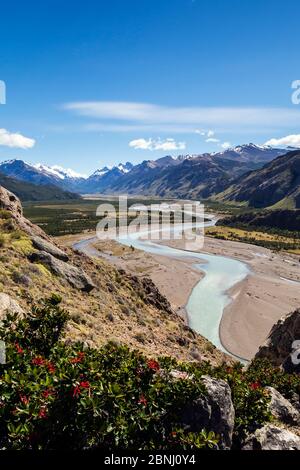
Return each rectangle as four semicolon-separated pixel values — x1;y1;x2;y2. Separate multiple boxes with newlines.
0;128;35;149
129;138;186;151
264;134;300;148
207;130;215;138
221;141;232;150
206;137;220;143
64;101;300;130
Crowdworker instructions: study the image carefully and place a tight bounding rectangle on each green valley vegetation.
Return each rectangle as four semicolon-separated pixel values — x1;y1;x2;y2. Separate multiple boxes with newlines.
212;209;300;252
23;198;193;236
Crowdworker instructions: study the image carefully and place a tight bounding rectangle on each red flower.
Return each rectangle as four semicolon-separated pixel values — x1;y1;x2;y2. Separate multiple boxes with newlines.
19;394;29;405
70;352;85;364
32;357;45;366
42;388;54;399
15;343;24;355
138;395;148;406
72;381;90;398
38;407;47;419
80;381;90;389
72;385;81;398
147;359;160;372
46;362;56;374
250;382;260;390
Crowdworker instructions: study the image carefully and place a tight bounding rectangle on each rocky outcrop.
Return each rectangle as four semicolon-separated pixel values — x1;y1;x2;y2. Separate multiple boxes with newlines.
0;293;24;324
31;236;69;262
124;272;173;315
242;424;300;450
179;375;235;450
29;251;95;292
266;386;300;426
0;186;23;216
0;186;49;239
255;309;300;371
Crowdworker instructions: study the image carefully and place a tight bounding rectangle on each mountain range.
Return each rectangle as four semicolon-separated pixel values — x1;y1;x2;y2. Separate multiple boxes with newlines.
0;144;286;199
216;150;300;209
0;171;81;202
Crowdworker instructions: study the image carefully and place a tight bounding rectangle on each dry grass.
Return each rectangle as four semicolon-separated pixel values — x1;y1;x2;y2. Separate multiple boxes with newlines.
206;225;300;253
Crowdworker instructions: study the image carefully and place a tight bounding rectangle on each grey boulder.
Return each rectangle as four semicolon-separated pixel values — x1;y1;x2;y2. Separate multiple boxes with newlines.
179;375;235;450
31;236;69;261
266;386;300;426
0;293;24;324
243;424;300;450
29;251;95;292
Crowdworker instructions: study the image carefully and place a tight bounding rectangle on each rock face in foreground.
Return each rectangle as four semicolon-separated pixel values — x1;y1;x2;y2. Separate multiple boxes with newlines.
242;424;300;450
179;376;235;450
29;251;95;292
255;309;300;372
0;186;47;239
266;386;300;426
0;293;24;324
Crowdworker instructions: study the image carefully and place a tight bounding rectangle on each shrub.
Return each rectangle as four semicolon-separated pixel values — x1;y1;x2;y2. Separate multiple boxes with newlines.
1;296;298;450
0;296;211;450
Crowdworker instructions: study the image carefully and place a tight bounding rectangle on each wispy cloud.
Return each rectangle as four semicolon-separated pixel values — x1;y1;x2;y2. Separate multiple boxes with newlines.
63;101;300;130
220;141;232;150
264;134;300;148
0;128;35;149
206;137;220;143
129;138;186;151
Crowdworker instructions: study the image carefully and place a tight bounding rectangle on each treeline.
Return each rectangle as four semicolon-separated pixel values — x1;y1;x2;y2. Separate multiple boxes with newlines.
218;209;300;239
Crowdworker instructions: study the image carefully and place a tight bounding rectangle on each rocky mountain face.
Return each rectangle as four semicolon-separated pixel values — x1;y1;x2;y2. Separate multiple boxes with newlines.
216;150;300;209
213;143;284;165
86;145;285;197
255;308;300;373
0;145;285;197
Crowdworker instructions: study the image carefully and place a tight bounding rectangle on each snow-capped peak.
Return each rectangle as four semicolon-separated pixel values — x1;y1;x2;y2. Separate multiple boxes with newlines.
33;163;87;180
91;166;112;177
91;162;133;178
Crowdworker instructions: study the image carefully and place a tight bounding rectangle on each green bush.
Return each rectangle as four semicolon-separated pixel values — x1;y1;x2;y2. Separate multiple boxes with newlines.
0;296;298;450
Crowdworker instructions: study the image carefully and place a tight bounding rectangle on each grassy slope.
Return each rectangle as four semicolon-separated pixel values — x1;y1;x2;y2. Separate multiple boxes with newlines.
0;210;229;366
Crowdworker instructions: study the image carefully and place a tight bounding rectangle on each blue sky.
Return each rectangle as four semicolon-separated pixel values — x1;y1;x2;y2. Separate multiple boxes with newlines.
1;0;300;175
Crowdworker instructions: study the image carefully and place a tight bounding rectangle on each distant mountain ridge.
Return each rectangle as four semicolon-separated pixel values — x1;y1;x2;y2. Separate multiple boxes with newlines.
0;172;81;202
87;145;285;198
0;144;286;197
215;150;300;209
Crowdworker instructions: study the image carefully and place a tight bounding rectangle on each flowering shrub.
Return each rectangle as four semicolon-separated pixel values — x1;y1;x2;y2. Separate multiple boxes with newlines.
0;296;213;450
0;295;298;450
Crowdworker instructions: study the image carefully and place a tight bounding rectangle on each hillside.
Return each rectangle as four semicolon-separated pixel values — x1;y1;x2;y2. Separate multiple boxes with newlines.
0;172;81;202
218;209;300;233
0;185;226;364
215;150;300;209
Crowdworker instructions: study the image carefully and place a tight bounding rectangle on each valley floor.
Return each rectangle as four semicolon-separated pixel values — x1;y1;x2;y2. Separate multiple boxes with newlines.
57;229;300;361
163;235;300;360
